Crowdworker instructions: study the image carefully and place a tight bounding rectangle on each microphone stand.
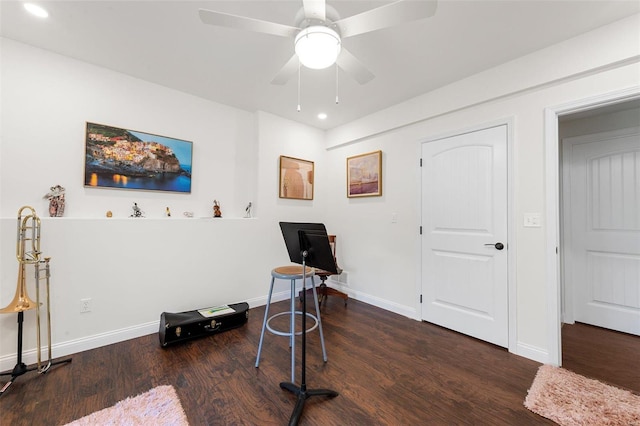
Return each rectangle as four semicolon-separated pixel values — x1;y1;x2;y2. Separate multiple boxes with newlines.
279;247;338;426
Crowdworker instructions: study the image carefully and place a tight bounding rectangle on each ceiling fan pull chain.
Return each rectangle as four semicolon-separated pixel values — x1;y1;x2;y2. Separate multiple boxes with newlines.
297;60;301;112
335;63;339;104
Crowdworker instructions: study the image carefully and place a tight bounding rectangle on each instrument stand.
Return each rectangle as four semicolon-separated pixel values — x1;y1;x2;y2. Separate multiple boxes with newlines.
1;257;73;397
278;224;339;426
0;311;72;397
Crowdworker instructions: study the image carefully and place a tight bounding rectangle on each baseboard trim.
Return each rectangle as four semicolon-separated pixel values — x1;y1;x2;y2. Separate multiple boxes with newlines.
516;341;550;365
0;321;158;372
0;288;422;372
326;281;418;319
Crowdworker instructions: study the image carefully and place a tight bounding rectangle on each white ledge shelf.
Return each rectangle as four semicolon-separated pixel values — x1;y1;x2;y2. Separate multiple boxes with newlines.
5;216;258;221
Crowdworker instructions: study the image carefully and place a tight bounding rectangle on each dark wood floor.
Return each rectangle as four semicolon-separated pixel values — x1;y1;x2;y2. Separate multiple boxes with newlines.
1;298;637;425
562;322;640;394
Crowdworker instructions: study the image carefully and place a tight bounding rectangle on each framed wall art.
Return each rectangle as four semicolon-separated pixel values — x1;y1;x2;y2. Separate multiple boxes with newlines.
279;155;314;200
347;150;382;198
84;122;193;193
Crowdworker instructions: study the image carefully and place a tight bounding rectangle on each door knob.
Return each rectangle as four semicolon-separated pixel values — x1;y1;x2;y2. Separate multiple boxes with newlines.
484;242;505;250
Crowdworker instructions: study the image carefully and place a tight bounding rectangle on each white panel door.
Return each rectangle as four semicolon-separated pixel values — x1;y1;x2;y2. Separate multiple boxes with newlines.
421;125;508;347
563;127;640;335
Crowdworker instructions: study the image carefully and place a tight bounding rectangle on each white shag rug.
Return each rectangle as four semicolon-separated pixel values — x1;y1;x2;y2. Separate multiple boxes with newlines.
64;385;189;426
524;364;640;425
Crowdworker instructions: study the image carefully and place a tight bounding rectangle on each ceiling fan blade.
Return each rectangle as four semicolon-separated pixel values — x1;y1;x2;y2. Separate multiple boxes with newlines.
198;8;299;38
336;0;438;39
303;0;326;22
271;55;300;85
336;48;375;85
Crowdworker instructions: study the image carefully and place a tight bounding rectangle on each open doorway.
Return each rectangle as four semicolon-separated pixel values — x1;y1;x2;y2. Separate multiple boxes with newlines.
557;99;640;392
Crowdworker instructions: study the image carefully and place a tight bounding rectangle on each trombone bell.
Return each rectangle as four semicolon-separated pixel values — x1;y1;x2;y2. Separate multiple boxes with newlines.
0;265;38;313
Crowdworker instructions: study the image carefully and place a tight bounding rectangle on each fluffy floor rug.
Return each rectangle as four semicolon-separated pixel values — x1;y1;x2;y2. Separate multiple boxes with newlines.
524;365;640;425
65;385;189;425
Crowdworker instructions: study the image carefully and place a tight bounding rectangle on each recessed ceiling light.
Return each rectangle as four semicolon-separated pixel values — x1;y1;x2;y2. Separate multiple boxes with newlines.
24;3;49;18
317;113;327;120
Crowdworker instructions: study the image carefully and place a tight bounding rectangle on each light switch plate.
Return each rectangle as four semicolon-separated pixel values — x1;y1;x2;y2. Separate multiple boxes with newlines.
523;213;541;227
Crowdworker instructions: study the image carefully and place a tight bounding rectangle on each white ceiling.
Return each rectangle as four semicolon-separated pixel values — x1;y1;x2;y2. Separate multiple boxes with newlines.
1;1;638;130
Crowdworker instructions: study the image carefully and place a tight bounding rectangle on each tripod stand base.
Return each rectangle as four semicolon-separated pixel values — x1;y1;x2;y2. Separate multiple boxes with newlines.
0;358;72;397
280;382;338;426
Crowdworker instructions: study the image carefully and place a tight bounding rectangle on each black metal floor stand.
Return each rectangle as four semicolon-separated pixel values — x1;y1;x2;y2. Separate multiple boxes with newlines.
279;256;338;426
0;311;72;397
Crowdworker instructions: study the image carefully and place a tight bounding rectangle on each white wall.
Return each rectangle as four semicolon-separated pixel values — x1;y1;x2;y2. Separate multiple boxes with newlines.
0;38;259;219
321;14;640;363
0;39;326;369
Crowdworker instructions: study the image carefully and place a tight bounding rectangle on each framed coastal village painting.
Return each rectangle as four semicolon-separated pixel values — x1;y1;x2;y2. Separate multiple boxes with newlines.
84;122;193;193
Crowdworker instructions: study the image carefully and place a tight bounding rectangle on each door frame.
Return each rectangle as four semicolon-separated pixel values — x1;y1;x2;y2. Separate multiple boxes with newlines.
544;86;640;366
418;118;517;354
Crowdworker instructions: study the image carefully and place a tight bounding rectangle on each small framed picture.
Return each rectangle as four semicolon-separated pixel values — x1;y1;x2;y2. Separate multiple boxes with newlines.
279;155;314;200
347;150;382;198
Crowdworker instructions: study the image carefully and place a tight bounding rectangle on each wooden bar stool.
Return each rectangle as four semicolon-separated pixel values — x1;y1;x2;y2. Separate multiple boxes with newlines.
255;265;327;382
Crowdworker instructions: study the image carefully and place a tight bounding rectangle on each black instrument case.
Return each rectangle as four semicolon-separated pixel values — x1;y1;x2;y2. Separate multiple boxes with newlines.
159;302;249;347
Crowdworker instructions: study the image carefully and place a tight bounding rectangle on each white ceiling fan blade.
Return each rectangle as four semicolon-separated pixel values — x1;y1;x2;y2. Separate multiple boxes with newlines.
336;0;438;39
303;0;326;22
271;55;300;85
198;9;299;38
336;48;375;85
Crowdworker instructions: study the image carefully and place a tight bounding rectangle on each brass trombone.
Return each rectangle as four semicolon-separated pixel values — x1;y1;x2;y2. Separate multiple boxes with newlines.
0;206;71;396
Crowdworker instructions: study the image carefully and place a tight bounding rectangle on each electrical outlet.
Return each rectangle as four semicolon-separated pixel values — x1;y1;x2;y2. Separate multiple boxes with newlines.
80;298;92;313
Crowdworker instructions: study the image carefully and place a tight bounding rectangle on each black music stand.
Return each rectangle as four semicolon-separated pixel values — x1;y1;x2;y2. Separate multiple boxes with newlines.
278;222;339;426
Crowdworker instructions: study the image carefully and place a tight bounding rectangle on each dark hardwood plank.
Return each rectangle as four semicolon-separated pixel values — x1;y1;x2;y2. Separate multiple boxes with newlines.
5;299;628;425
562;322;640;393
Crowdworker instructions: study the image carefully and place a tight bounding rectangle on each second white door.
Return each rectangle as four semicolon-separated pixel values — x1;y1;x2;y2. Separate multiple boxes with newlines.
563;127;640;336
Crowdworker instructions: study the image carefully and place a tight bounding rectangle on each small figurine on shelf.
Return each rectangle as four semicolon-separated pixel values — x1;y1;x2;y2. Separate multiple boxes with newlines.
244;202;252;218
213;200;222;218
165;207;171;217
130;202;144;218
43;184;66;217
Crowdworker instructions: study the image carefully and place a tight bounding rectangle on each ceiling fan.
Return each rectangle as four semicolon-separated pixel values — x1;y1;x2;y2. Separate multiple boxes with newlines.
198;0;438;85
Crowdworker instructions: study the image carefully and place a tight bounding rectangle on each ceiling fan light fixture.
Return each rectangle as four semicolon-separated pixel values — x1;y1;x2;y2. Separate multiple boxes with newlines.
295;25;341;70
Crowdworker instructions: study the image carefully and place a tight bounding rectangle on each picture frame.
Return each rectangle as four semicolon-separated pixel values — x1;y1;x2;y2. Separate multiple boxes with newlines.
84;122;193;193
279;155;314;200
347;150;382;198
